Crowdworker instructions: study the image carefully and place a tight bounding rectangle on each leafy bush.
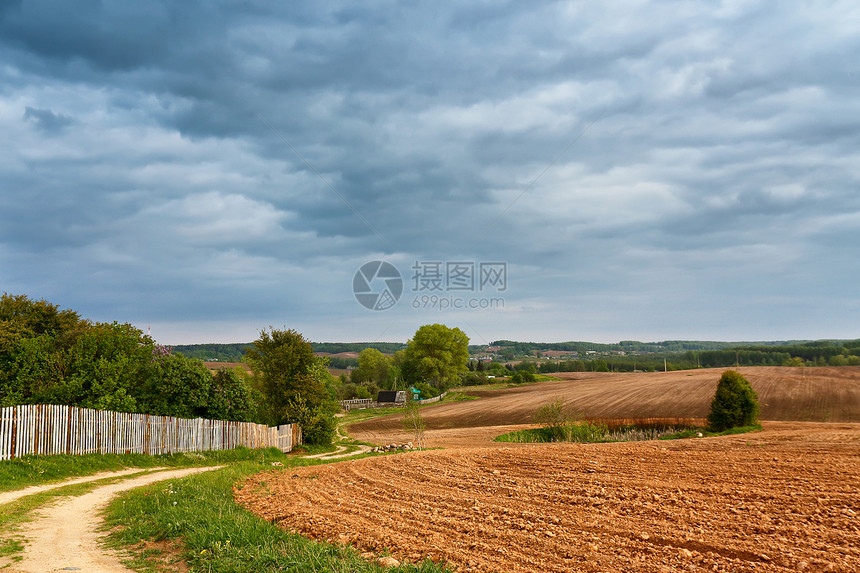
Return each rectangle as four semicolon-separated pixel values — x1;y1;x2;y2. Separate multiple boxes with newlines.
707;370;760;432
533;397;577;440
461;371;490;385
411;381;440;399
510;370;536;383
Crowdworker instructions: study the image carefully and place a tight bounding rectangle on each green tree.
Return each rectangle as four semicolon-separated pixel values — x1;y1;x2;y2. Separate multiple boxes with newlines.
0;294;82;405
244;328;336;444
351;348;394;389
244;328;318;423
0;293;80;344
707;370;760;432
137;352;214;418
206;367;259;422
26;321;152;412
402;324;469;388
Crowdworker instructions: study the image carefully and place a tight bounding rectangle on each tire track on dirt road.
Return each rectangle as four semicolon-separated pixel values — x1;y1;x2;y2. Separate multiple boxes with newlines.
4;466;223;573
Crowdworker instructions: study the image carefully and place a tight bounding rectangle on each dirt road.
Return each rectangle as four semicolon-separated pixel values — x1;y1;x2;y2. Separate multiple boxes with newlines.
2;466;222;573
236;423;860;573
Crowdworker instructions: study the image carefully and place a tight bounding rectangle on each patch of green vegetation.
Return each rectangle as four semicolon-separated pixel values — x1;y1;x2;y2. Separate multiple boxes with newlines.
290;443;339;456
103;456;452;573
495;421;706;444
0;537;24;561
494;422;612;443
660;424;763;440
340;405;409;426
446;391;480;402
0;448;286;493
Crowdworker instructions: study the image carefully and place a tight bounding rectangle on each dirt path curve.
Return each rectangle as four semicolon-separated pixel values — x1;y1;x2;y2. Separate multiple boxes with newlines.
304;416;372;460
305;444;372;460
0;468;167;506
6;466;223;573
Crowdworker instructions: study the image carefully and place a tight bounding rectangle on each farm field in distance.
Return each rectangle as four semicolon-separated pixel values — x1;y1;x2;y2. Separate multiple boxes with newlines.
348;366;860;447
236;367;860;572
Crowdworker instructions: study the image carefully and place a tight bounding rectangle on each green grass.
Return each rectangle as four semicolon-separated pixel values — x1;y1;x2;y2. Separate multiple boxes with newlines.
103;454;452;573
340;405;409;426
0;448;289;492
494;420;741;444
495;422;613;443
660;424;763;440
445;391;480;402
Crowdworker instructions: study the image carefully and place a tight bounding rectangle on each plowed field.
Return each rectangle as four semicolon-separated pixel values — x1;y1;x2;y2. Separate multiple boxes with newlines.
348;367;860;447
236;423;860;573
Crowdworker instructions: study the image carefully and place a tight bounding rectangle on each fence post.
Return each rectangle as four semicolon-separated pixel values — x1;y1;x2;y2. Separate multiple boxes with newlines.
10;406;18;460
65;405;72;455
33;404;42;456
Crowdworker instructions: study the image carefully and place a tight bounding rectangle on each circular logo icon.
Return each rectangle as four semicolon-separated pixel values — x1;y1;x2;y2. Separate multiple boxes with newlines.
353;261;403;311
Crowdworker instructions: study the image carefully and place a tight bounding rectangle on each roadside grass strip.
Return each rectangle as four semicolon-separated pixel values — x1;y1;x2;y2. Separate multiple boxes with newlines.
0;448;273;493
103;454;453;573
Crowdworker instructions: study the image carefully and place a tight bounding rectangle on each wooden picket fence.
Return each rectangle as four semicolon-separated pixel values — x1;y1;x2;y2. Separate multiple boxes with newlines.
0;404;301;460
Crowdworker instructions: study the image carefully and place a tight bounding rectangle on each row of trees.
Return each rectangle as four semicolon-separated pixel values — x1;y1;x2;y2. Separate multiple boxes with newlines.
0;295;351;444
1;294;474;445
0;294;257;421
338;324;470;400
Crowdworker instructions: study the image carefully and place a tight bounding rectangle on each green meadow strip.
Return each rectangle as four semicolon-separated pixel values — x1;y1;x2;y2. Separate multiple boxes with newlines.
0;449;268;493
102;452;452;573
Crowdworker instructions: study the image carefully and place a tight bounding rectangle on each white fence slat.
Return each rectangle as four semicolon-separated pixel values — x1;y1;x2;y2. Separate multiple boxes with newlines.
0;404;296;459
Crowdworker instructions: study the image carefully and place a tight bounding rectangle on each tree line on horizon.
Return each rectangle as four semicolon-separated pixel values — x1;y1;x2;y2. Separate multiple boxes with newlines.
174;337;860;374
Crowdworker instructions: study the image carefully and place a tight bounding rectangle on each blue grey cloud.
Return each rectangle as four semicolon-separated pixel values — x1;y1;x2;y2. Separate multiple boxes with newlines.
22;106;74;133
1;1;859;344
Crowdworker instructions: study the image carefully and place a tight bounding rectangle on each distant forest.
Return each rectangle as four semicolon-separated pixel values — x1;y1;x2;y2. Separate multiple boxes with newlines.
172;341;409;363
511;340;860;372
487;339;830;354
173;338;860;371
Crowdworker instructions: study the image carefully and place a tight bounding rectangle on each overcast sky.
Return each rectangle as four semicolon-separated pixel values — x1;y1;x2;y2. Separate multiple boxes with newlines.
2;1;859;345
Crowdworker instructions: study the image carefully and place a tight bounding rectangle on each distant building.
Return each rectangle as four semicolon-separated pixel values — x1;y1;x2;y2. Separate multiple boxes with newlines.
377;390;406;404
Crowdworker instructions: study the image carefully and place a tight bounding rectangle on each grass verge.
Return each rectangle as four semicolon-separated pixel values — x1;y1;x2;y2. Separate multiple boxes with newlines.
103;453;451;573
659;424;763;440
0;448;274;493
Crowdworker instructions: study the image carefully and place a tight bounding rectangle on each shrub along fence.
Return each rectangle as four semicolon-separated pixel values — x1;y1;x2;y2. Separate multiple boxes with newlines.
414;390;449;405
0;404;300;460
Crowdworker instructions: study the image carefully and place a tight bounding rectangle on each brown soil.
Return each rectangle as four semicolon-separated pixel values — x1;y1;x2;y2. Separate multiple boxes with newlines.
347;367;860;441
236;423;860;573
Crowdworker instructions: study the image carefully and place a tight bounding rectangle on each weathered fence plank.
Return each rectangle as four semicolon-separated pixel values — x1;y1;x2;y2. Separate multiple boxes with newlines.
0;404;298;460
